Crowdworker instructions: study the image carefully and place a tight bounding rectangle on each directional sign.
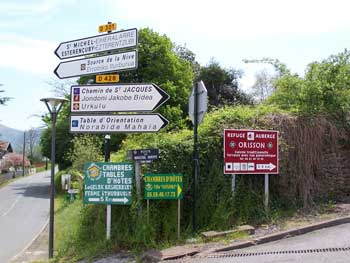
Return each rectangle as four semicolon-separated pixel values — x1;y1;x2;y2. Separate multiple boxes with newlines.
189;80;208;125
70;83;170;113
84;162;133;205
70;114;169;133
127;149;159;163
144;174;183;200
54;50;137;79
54;28;137;59
224;129;279;174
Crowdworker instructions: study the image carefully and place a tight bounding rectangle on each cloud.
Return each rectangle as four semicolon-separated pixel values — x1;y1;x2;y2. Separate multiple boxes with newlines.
109;0;350;41
0;34;58;75
0;0;60;15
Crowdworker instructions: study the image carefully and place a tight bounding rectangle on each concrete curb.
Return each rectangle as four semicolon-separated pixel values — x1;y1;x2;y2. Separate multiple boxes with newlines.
214;216;350;253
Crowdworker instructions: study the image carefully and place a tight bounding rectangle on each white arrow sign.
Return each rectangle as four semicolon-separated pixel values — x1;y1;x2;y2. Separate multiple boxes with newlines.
70;114;168;133
55;28;138;59
70;83;169;113
54;50;137;79
111;197;129;204
256;163;276;171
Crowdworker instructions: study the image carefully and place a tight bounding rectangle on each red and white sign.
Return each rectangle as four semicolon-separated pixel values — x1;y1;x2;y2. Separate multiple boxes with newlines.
224;129;279;174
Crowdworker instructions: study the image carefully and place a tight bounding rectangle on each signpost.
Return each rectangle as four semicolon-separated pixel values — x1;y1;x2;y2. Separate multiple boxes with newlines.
189;80;208;233
144;173;183;239
54;50;137;79
70;114;169;133
224;129;279;209
55;21;171;241
70;83;169;113
128;149;159;163
54;28;137;59
84;162;133;205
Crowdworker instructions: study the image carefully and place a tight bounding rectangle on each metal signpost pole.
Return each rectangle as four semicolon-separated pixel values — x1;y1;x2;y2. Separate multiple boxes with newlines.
231;174;236;193
135;160;142;218
105;134;111;240
178;199;181;240
265;173;269;210
193;82;199;233
147;199;150;224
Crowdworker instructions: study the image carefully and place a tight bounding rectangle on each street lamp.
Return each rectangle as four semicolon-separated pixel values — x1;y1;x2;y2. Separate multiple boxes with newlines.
40;97;68;259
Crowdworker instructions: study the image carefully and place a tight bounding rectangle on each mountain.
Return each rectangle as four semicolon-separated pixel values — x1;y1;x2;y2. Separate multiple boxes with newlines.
0;124;24;152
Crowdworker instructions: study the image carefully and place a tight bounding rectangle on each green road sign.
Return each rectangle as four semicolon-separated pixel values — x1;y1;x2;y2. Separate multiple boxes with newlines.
84;162;133;205
144;173;183;200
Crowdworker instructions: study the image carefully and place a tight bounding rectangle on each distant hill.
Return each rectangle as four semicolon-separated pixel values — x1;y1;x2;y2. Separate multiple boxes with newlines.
0;124;42;153
0;124;24;152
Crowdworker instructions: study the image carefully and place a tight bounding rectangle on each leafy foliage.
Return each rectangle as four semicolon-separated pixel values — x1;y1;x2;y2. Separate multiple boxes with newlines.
66;135;104;172
268;50;350;122
198;60;253;107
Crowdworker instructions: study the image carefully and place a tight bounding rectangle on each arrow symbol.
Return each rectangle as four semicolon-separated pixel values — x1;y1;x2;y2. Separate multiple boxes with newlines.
177;184;182;198
70;114;169;133
256;163;276;171
70;83;170;113
54;51;137;79
112;197;129;204
54;28;138;60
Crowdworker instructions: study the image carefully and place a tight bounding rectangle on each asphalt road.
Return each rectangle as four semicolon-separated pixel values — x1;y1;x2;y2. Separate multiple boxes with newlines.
0;171;50;263
189;223;350;263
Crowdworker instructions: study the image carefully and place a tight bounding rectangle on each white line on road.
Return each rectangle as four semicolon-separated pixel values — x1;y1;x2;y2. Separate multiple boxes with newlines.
1;195;21;217
1;180;31;217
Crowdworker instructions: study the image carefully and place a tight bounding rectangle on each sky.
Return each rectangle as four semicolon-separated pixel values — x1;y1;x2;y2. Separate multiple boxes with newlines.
1;0;350;131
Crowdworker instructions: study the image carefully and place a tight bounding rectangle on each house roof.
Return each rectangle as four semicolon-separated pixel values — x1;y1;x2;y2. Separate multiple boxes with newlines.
0;141;13;152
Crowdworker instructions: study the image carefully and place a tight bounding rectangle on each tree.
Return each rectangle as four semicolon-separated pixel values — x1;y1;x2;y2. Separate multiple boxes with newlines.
26;128;41;162
250;69;275;103
174;43;200;79
66;135;103;172
3;153;30;168
198;59;253;107
267;49;350;122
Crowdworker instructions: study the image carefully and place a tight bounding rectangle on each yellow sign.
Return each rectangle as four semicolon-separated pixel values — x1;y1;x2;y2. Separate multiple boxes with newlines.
98;23;117;33
96;74;119;83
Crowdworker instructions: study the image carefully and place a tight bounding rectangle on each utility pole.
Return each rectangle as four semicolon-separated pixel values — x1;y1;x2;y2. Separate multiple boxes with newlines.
22;132;26;176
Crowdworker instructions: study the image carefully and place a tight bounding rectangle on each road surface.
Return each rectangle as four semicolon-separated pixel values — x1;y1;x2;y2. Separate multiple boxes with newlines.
0;171;50;263
174;223;350;263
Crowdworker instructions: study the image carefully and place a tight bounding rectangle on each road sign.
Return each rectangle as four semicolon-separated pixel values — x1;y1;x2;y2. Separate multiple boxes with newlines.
98;22;117;33
189;80;208;125
224;129;279;174
54;28;137;59
70;83;170;113
127;149;159;163
70;114;169;133
96;74;119;83
54;50;137;79
84;162;133;205
144;174;183;200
